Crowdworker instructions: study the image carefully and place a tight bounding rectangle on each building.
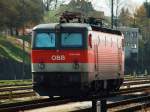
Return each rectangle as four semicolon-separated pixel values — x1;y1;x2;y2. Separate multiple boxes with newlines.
118;27;142;73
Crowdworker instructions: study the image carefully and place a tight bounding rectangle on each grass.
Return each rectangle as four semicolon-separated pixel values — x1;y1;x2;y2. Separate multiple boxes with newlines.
0;80;32;85
0;95;41;105
0;45;13;59
0;35;30;64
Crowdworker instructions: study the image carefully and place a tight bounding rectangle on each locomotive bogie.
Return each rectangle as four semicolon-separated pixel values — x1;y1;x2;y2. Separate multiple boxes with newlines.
33;72;123;96
33;72;90;96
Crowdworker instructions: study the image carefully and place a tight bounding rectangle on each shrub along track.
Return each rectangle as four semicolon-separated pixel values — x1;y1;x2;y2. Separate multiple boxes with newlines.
0;83;32;88
0;84;33;100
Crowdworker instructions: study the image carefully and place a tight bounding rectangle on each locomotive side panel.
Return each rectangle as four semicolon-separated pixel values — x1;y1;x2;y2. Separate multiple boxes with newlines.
91;31;124;79
88;30;124;90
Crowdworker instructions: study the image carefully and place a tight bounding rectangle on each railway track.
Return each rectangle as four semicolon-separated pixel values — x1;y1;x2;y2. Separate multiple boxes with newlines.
0;80;150;100
0;82;150;100
122;80;150;87
0;76;149;88
0;86;32;93
0;97;71;112
0;85;150;112
74;95;150;112
0;85;34;100
0;77;149;93
124;77;150;81
108;95;150;112
0;83;32;88
0;91;35;100
117;85;150;95
0;78;149;93
110;102;150;112
0;79;149;111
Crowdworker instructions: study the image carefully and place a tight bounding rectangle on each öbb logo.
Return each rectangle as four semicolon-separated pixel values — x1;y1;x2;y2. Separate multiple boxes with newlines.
51;55;65;61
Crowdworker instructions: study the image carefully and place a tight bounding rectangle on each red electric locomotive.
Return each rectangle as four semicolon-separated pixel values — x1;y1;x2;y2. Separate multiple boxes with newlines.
31;12;124;97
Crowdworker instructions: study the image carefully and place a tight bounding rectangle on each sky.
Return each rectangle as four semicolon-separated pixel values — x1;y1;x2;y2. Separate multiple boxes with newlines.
64;0;147;16
89;0;146;16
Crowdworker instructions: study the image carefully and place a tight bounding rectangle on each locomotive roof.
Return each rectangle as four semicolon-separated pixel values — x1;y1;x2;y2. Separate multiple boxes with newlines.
33;23;122;36
91;25;122;35
33;23;91;30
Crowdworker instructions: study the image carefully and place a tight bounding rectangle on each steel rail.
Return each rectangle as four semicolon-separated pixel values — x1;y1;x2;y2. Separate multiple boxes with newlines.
117;85;150;95
107;95;150;108
0;85;150;100
114;102;150;112
0;80;150;93
73;95;150;112
124;77;150;81
0;79;149;93
122;80;150;86
0;97;71;112
0;83;149;100
2;80;149;88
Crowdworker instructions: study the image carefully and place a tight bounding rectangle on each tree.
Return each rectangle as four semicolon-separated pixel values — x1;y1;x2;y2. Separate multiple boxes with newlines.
134;4;150;40
0;0;44;35
119;8;133;26
42;0;66;11
43;0;53;11
106;0;127;27
114;0;125;27
0;1;8;28
144;2;150;18
0;0;20;35
133;3;150;73
69;0;94;13
44;0;95;23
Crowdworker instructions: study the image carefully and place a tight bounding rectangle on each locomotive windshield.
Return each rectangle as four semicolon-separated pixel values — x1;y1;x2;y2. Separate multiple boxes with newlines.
35;32;55;48
61;33;82;47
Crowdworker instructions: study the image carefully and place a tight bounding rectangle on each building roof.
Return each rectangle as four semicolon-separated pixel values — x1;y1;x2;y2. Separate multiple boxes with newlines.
117;27;139;32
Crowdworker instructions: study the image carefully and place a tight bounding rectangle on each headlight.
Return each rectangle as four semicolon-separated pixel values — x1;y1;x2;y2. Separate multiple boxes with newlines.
73;62;79;70
38;63;45;70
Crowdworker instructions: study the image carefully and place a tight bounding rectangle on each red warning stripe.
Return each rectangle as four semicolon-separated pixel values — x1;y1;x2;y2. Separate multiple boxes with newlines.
31;50;94;63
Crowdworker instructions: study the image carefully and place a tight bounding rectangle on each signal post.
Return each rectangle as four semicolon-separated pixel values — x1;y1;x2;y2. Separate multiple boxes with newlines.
92;99;107;112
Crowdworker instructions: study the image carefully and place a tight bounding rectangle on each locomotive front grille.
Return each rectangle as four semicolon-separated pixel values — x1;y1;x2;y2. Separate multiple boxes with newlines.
33;72;82;88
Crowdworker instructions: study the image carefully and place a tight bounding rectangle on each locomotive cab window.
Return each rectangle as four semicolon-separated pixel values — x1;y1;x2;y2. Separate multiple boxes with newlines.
35;32;55;48
61;33;83;47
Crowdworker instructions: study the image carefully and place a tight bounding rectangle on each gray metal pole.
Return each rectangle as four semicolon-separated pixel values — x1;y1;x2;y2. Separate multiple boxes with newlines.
92;100;97;112
111;0;114;29
55;0;58;9
100;99;107;112
22;0;25;79
146;0;148;18
92;99;107;112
